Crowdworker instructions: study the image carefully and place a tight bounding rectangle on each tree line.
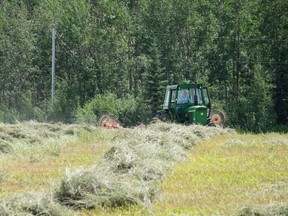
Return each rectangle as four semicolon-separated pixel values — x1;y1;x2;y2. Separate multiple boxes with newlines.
0;0;287;132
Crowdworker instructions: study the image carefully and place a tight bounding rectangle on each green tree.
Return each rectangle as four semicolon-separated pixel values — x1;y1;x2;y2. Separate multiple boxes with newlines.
257;0;288;125
233;65;275;132
0;0;38;120
143;40;167;115
34;0;95;121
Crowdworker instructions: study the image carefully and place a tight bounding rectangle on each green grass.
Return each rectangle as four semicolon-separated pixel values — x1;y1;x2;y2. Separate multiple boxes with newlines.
153;133;288;215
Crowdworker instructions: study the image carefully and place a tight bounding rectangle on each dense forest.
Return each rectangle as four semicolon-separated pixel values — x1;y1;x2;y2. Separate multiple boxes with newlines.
0;0;287;132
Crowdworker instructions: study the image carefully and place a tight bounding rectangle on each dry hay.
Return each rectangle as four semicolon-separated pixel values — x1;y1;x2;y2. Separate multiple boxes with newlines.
0;122;235;213
250;182;288;202
0;192;73;216
55;122;235;210
264;137;288;146
0;121;97;148
221;139;247;148
0;121;99;160
236;203;288;216
0;140;13;154
55;165;157;209
104;144;137;173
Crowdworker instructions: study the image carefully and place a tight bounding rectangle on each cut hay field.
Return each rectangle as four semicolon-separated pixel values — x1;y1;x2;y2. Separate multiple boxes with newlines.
153;134;288;216
0;122;287;215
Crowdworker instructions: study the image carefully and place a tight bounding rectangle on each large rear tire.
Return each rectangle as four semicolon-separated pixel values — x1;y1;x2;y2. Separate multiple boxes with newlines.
154;111;171;122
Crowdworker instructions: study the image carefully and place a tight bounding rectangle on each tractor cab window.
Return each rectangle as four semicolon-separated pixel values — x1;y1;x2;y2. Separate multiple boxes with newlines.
203;88;210;105
177;89;191;104
177;88;204;105
163;86;177;109
189;88;203;105
171;89;176;103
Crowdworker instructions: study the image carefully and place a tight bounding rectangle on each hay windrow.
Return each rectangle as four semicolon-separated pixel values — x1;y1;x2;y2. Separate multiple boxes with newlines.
0;122;235;214
236;203;288;216
251;182;288;200
104;145;137;173
0;192;73;216
55;122;234;210
0;121;101;162
55;166;157;209
264;137;288;146
0;121;97;148
0;141;13;154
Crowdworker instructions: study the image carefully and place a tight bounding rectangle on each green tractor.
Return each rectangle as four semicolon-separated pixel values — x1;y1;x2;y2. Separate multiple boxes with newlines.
155;82;226;127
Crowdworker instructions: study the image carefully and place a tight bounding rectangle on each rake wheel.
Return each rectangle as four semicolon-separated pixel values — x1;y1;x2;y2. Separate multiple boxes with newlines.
99;114;122;129
210;109;228;128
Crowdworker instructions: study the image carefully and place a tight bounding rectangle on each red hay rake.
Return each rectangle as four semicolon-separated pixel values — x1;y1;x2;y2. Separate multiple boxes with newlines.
99;114;122;129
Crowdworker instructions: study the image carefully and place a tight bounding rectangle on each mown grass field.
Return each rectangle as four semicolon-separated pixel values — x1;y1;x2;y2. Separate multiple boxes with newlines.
154;134;288;215
0;122;287;215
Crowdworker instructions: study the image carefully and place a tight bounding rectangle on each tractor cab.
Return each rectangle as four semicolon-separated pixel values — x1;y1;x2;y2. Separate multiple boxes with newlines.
161;83;211;125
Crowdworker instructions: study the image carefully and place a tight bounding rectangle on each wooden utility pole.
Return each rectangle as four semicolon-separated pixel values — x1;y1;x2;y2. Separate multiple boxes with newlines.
51;28;56;103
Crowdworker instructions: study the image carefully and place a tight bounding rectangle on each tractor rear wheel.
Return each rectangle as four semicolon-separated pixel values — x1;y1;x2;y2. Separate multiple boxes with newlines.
154;111;170;122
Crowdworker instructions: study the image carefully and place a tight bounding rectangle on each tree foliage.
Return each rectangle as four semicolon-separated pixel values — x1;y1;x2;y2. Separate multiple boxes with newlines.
0;0;287;131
